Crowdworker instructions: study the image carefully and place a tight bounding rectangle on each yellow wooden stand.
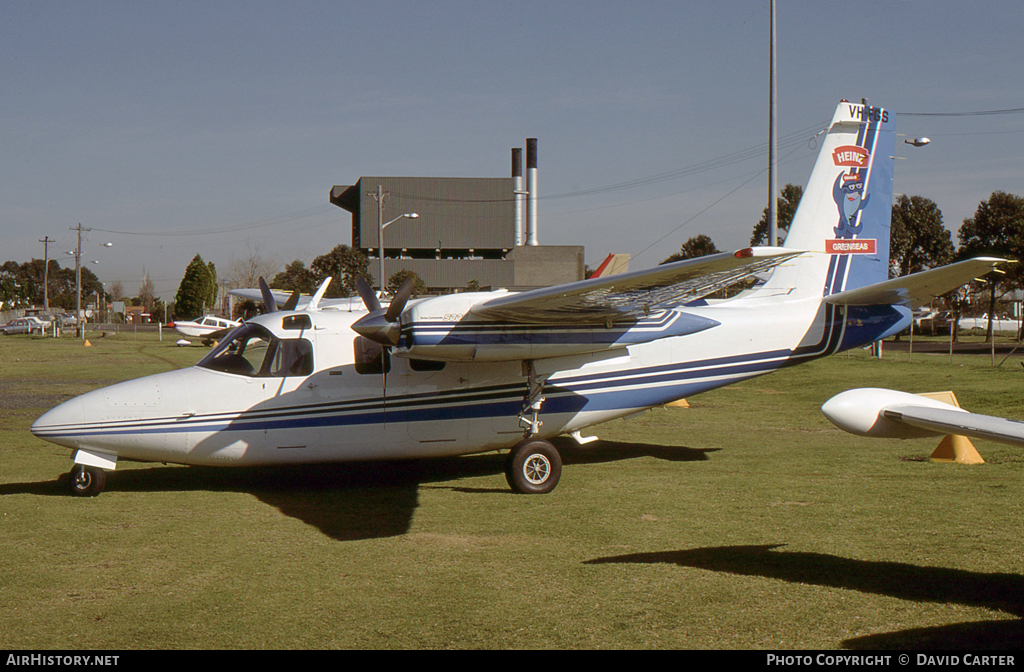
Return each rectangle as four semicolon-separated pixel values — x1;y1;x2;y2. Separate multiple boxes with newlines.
918;391;985;464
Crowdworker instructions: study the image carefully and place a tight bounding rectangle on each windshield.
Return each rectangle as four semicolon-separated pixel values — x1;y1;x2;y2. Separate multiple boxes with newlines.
197;324;313;378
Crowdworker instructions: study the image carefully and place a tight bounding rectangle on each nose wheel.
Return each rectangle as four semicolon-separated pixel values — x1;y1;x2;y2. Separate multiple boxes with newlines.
505;438;562;494
67;465;107;497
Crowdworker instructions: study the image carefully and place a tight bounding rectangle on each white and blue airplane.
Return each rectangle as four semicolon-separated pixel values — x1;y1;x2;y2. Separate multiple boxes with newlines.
32;99;1007;497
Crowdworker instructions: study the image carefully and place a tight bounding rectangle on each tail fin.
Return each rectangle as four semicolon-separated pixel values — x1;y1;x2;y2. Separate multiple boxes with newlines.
761;99;895;298
590;253;631;278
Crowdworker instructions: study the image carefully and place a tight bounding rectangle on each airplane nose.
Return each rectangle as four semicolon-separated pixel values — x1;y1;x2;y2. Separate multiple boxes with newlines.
31;396;86;448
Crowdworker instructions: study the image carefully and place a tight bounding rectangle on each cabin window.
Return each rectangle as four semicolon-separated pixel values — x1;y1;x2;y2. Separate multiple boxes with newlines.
282;314;311;331
354;336;390;375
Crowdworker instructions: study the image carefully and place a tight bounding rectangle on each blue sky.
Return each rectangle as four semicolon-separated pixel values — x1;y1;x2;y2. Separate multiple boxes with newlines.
3;1;1022;299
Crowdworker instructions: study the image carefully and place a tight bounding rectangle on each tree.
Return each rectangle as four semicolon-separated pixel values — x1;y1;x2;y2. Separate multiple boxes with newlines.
660;234;720;265
0;263;28;308
108;280;125;302
225;245;278;291
890;195;954;278
310;245;371;298
957;191;1024;341
272;260;317;295
751;184;802;246
387;269;428;296
138;272;156;314
174;254;217;319
0;259;100;310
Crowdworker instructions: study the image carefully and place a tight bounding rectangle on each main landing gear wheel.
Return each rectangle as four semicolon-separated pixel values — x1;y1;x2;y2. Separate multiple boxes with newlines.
505;438;562;494
68;465;106;497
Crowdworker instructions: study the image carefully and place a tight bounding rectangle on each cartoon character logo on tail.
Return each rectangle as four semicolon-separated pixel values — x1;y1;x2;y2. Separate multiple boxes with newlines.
832;169;869;238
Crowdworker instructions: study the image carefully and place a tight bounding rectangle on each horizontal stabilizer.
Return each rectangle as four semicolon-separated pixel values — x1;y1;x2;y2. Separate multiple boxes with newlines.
824;257;1008;307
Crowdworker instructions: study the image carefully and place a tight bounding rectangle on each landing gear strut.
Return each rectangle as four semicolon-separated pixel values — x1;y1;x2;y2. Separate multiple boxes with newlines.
68;464;106;497
507;361;562;494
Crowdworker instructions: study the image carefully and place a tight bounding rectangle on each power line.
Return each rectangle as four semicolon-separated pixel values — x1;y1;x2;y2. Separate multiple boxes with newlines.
630;137;814;262
92;205;336;238
392;120;829;206
898;106;1024;117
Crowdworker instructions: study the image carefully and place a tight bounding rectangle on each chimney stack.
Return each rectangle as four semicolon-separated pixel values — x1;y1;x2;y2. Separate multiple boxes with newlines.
512;147;524;246
525;138;538;246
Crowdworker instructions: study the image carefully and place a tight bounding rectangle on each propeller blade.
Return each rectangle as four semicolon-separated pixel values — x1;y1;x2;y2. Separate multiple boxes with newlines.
356;276;381;313
282;290;301;311
385;276;416;322
258;277;278;313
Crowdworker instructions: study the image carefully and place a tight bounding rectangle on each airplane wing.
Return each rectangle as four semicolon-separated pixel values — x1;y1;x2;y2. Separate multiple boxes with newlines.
822;387;1024;446
229;281;364;312
824;257;1009;307
470;247;802;324
229;287;295;304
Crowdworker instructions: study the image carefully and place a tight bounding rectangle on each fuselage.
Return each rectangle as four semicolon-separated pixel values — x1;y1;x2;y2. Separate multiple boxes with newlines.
30;289;909;469
170;315;240;338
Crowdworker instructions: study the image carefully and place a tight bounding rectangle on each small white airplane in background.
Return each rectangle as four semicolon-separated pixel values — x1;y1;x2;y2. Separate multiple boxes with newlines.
169;314;241;339
31;99;1008;497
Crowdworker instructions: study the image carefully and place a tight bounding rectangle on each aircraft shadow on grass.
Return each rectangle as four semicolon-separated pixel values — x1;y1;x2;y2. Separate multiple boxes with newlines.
584;544;1024;649
1;437;713;543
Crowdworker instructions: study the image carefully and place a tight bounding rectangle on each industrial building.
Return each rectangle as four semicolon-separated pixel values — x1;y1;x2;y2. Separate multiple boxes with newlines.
329;139;584;292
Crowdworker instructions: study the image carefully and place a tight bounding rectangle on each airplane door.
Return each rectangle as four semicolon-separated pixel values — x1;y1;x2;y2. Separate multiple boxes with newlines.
261;335;321;456
309;336;410;461
399;358;469;453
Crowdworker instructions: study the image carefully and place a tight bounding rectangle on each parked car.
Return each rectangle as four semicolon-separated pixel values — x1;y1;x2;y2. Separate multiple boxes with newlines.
0;316;49;335
915;310;951;335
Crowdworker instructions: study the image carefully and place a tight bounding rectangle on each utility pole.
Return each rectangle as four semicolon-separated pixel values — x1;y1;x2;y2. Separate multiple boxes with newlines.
70;223;91;339
368;184;387;296
768;0;778;247
38;236;52;313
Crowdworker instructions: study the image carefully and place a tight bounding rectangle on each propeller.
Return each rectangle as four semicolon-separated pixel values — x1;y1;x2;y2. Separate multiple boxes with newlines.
258;277;300;313
352;276;416;347
352;276;418;418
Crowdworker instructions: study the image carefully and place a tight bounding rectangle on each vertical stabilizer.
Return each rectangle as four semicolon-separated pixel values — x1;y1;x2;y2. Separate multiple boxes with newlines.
763;100;895;298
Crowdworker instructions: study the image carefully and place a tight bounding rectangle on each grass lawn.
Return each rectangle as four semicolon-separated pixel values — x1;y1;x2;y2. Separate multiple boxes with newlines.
1;330;1022;649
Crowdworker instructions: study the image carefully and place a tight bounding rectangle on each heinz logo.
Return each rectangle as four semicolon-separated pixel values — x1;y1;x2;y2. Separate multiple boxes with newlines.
826;239;876;254
832;145;870;168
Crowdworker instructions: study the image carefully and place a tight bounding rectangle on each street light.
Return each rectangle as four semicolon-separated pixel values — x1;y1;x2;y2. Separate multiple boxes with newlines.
378;212;418;298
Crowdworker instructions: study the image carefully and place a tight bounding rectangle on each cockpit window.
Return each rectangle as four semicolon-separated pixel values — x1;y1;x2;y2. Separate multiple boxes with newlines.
198;324;313;378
